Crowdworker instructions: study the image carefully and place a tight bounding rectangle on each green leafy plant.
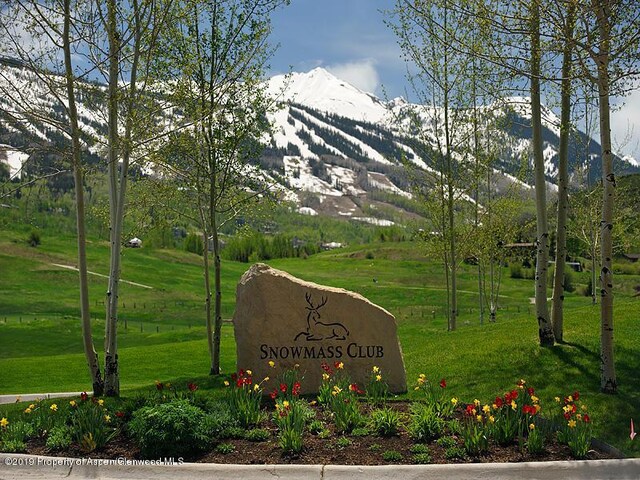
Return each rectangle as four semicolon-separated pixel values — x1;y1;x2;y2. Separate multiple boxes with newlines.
215;442;235;454
460;403;490;456
526;422;545;455
334;436;352;449
245;428;270;442
221;426;246;439
70;399;116;453
46;425;72;451
413;452;432;464
555;391;593;459
0;420;33;453
225;369;267;427
365;366;389;406
445;446;467;460
436;436;457;449
412;374;453;417
370;407;403;437
273;399;306;454
309;419;324;435
408;403;445;442
369;443;382;452
350;426;370;437
128;400;214;458
382;450;403;462
410;443;431;454
267;362;303;403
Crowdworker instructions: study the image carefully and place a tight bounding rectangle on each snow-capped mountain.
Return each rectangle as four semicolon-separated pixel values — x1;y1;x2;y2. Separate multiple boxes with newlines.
2;58;639;226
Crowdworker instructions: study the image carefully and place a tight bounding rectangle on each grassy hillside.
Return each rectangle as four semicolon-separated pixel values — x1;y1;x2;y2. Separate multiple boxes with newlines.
0;227;638;456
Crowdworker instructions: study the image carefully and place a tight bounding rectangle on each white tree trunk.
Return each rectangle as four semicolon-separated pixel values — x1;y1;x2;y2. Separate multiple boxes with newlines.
595;2;616;393
63;0;103;396
530;0;554;346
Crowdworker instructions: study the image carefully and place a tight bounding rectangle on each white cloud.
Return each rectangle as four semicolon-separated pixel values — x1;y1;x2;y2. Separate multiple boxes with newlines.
326;59;380;94
610;89;640;159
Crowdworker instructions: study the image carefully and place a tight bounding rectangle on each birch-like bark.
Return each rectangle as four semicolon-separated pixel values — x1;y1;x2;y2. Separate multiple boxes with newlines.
63;0;104;396
104;0;121;396
530;0;554;346
551;2;576;343
594;0;616;394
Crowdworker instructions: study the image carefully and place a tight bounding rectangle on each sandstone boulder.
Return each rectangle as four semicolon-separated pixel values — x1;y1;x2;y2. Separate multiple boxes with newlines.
233;263;407;394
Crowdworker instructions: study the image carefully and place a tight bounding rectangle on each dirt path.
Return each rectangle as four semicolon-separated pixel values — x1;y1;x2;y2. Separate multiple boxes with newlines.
50;263;153;289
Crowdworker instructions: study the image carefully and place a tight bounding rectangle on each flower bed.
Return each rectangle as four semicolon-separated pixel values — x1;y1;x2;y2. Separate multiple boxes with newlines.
0;363;618;464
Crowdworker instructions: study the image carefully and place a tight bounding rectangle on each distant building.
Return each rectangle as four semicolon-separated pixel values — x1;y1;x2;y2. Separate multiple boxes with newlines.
623;253;640;263
125;237;142;248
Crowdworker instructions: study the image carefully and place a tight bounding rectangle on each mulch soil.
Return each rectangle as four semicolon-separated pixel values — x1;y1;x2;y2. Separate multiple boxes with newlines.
24;402;617;465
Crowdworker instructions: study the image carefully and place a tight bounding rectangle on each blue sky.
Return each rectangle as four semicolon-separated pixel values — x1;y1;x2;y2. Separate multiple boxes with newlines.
268;0;406;98
267;0;639;159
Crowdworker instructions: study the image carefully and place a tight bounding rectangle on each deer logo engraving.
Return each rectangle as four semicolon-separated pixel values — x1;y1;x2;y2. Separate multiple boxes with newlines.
294;292;350;341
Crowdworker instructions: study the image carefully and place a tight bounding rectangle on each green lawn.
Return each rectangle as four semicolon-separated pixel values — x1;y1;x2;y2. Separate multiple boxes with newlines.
0;229;638;456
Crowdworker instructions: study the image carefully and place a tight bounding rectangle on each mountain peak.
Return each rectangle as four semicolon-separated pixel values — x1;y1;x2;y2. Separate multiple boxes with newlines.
266;67;389;123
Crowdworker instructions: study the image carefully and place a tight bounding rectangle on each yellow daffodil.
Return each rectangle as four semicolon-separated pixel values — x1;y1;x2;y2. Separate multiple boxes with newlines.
529;423;535;430
451;397;458;406
414;386;420;391
336;362;344;370
322;373;330;381
474;399;480;407
246;369;252;376
581;404;588;412
104;415;111;423
554;396;561;403
489;415;495;424
510;400;517;411
372;366;380;373
165;383;171;389
253;384;259;392
283;400;290;408
576;413;582;421
0;417;8;428
568;419;577;428
563;405;572;414
24;408;32;414
476;415;483;423
531;395;539;403
268;360;275;368
224;380;230;387
50;404;58;412
69;400;77;407
535;404;541;413
375;375;382;382
263;376;270;382
29;404;35;409
98;399;104;407
492;403;498;410
567;395;573;403
418;373;426;379
417;378;425;385
482;404;491;414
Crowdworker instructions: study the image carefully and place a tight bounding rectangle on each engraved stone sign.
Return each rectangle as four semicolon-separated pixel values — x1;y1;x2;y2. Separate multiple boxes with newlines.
233;263;407;394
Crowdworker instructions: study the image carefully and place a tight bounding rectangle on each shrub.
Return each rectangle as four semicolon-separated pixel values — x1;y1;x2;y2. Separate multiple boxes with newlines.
510;263;523;279
221;426;246;439
46;425;72;451
369;407;403;437
184;234;204;255
129;400;214;458
28;230;41;247
408;403;445;442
